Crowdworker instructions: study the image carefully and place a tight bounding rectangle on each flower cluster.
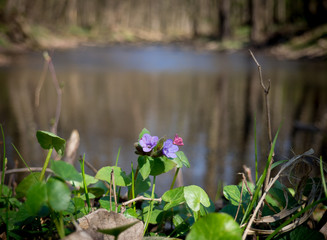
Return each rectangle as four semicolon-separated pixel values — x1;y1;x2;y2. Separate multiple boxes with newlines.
136;133;184;159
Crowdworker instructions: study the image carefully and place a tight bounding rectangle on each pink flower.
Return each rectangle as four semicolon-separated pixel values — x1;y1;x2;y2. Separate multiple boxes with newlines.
173;134;184;146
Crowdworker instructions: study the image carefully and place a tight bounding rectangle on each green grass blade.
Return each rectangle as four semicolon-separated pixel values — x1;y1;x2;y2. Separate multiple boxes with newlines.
80;154;91;213
115;147;121;167
254;114;258;183
241;127;280;225
320;156;327;198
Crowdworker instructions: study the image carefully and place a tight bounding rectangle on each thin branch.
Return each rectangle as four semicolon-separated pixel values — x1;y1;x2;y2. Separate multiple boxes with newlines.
242;149;314;240
112;169;118;213
122;196;162;207
0;167;53;175
249;50;274;192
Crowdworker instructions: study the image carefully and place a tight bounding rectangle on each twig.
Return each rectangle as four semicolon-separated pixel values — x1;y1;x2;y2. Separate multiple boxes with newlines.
112;169;118;213
242;149;314;240
109;170;113;212
84;159;98;175
121;196;162;207
0;167;53;175
249;50;274;192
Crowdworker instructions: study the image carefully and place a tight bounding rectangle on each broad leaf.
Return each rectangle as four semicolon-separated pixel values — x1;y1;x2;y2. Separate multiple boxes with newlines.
96;166;131;187
25;181;47;215
36;130;66;156
149;156;176;176
72;173;98;188
16;172;40;199
186;213;242;240
50;159;82;182
138;156;151;180
174;151;190;168
142;206;164;224
184;185;210;212
162;187;185;210
223;185;252;207
46;177;71;211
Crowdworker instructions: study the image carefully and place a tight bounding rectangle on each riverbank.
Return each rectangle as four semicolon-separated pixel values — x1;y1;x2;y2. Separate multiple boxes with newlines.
1;23;327;66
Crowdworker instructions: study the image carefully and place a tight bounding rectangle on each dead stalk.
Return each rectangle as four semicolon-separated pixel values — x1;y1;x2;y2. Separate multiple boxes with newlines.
249;50;274;191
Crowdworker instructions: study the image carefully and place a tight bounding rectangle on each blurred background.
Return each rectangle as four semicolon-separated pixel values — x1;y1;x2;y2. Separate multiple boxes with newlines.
0;0;327;199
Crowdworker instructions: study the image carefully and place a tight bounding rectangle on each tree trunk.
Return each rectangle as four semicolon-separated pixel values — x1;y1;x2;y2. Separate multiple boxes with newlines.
218;0;231;41
250;0;266;45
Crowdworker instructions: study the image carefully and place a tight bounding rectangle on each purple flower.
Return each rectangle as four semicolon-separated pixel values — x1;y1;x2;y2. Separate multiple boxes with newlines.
163;139;179;158
139;134;159;152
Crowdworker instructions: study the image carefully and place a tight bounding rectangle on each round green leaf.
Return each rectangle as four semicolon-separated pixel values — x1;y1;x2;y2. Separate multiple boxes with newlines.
162;186;185;210
184;185;210;212
25;181;47;215
50;159;82;182
186;213;242;240
36;130;66;156
46;178;71;211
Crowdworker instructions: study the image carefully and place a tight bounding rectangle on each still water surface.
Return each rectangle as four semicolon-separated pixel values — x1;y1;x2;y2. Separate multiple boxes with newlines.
0;45;326;197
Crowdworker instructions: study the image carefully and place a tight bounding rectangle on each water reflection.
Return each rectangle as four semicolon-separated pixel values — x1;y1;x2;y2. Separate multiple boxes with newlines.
0;45;326;198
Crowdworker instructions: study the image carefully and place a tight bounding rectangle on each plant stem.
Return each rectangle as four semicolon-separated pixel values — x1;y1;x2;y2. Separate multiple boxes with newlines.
131;162;136;211
320;156;327;198
144;175;156;235
80;154;91;212
170;168;180;190
39;148;53;181
0;124;6;196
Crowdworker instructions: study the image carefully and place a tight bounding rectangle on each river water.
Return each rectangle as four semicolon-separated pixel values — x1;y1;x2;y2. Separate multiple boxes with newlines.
0;45;326;197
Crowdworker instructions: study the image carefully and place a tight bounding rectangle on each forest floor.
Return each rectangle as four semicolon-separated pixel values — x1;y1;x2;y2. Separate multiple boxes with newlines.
0;23;327;66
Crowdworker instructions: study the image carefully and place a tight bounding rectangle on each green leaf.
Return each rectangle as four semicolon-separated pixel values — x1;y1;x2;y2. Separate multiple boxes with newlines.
16;172;40;199
46;177;71;211
172;214;190;237
184;185;210;212
223;185;251;207
162;186;185;210
65;197;85;214
87;187;105;198
124;208;139;219
95;166;131;187
149;156;176;176
36;130;66;156
138;156;151;180
220;204;242;223
50;159;82;182
142;206;164;224
174;151;190;168
25;181;47;215
97;221;139;237
132;174;151;196
139;128;151;140
71;173;98;187
186;213;242;240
